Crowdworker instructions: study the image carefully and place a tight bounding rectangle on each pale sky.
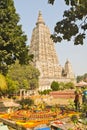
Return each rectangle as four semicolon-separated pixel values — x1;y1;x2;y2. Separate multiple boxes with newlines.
14;0;87;76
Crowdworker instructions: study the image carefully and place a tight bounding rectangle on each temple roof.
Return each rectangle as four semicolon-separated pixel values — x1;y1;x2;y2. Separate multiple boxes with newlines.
36;11;45;25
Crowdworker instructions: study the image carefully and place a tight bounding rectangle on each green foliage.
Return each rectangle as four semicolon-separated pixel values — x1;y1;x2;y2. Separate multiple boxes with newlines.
76;75;84;83
81;103;87;113
51;81;75;91
68;99;75;110
71;115;78;124
29;78;39;90
7;61;40;90
48;0;55;5
19;98;34;109
38;89;51;95
68;128;73;130
51;81;59;91
48;0;87;45
0;0;33;75
76;73;87;82
6;76;19;96
0;73;7;96
65;82;75;89
59;82;65;90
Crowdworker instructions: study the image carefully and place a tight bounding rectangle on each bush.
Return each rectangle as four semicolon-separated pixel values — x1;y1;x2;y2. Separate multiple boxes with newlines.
38;89;51;95
71;115;78;124
51;81;59;91
19;98;34;109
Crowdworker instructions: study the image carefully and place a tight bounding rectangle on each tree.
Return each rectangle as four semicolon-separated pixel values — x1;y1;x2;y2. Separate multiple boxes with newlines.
7;61;40;90
19;98;34;109
76;73;87;82
0;74;7;96
48;0;87;45
6;76;19;96
51;81;59;91
76;75;83;82
0;0;33;75
65;82;75;89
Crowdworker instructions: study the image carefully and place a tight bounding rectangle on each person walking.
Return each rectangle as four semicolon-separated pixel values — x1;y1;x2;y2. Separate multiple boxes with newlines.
74;91;80;111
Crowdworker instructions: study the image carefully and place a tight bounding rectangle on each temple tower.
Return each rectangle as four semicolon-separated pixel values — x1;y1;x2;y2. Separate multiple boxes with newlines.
29;11;75;90
64;60;75;79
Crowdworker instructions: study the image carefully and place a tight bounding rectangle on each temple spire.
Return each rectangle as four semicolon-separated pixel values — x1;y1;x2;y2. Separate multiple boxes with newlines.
30;11;76;90
36;11;45;25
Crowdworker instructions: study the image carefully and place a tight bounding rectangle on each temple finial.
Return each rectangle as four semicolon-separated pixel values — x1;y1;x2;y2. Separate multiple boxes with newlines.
36;11;45;25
